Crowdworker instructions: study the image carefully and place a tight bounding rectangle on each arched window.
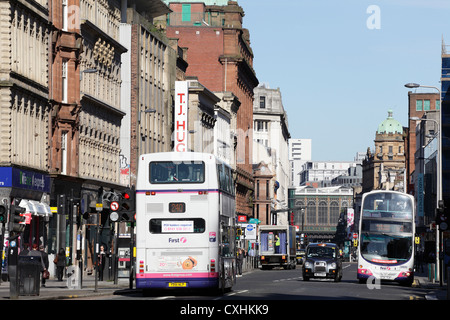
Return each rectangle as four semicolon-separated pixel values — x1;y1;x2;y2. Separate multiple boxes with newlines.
330;201;340;225
318;201;327;225
306;201;316;225
294;201;305;226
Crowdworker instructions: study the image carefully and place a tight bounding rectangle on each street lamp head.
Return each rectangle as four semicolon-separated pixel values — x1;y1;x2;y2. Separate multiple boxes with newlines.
404;83;420;88
83;68;98;74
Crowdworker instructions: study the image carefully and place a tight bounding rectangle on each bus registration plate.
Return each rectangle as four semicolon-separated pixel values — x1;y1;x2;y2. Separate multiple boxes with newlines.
169;282;187;287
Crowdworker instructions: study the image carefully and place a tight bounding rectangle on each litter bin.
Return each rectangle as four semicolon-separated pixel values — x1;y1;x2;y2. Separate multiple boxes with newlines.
18;256;41;296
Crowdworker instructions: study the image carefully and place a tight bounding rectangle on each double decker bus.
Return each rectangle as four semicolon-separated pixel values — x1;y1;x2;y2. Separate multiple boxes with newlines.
135;152;236;292
357;190;415;286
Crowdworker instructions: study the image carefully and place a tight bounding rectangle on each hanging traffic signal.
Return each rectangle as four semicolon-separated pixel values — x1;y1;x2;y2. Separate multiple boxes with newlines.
0;204;6;223
9;205;26;233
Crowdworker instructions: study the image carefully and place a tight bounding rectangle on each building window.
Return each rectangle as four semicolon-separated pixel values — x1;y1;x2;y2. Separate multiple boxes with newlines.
330;201;339;225
255;120;268;132
260;96;266;109
318;201;327;225
62;59;68;103
436;99;440;110
61;131;68;174
62;0;68;31
424;99;430;111
416;100;423;111
256;180;259;199
307;201;316;225
182;4;191;22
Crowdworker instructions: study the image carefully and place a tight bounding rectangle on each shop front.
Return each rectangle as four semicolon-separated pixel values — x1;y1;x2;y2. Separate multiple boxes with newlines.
0;167;51;276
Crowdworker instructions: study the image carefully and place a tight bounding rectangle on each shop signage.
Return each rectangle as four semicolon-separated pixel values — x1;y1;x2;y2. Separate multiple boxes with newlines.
237;215;247;222
174;81;188;152
0;167;50;193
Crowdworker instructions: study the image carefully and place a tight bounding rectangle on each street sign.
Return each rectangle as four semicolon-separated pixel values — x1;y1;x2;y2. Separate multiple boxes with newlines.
96;203;103;212
240;223;257;240
352;233;358;239
110;201;119;211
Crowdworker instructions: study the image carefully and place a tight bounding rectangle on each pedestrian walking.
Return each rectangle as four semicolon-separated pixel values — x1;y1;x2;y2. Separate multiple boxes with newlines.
54;248;66;281
98;245;106;281
236;248;244;277
39;245;49;287
29;244;46;285
20;243;30;256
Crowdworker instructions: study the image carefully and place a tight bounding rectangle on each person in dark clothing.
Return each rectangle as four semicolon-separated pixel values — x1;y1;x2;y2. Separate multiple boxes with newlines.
28;244;45;286
98;245;106;281
39;245;49;287
236;248;244;276
54;248;66;281
20;244;30;256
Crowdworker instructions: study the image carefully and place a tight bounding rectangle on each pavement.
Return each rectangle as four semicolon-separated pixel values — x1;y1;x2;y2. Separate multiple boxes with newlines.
412;266;448;301
0;273;132;300
0;266;447;300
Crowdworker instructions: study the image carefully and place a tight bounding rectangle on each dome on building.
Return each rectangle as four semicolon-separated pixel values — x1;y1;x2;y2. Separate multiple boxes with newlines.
377;110;403;134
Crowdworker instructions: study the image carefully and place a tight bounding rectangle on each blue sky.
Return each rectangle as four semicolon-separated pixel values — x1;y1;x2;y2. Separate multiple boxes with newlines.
239;0;450;161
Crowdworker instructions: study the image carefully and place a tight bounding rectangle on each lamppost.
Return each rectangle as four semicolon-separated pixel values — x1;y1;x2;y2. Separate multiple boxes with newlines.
80;68;98;80
405;83;443;286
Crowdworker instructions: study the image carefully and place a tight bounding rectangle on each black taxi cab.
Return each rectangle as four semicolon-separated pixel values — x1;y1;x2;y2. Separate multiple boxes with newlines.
302;243;342;282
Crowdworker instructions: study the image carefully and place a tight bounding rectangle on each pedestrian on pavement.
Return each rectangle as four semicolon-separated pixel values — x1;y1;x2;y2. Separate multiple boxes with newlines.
20;243;30;256
98;245;106;281
54;248;66;281
236;248;244;277
29;244;46;284
39;245;49;287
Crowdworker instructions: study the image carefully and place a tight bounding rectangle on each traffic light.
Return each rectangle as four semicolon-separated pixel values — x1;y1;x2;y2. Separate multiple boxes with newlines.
9;205;26;233
118;187;136;222
436;200;449;230
0;204;7;223
236;227;242;240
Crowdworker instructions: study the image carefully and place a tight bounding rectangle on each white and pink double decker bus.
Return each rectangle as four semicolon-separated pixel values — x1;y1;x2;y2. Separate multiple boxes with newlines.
357;190;415;286
135;152;236;293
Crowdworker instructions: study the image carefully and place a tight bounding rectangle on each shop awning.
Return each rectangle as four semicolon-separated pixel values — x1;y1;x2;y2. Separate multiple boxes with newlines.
19;199;52;217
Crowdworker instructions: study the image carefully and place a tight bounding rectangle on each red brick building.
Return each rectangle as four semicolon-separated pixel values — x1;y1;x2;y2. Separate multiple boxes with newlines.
406;92;440;189
163;1;259;218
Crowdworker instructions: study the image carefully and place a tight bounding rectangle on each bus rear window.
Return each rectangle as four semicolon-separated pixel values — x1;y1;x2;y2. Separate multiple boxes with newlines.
150;161;205;183
150;219;206;234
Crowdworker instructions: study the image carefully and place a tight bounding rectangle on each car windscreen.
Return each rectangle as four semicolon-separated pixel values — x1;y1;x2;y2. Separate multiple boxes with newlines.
306;246;336;258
